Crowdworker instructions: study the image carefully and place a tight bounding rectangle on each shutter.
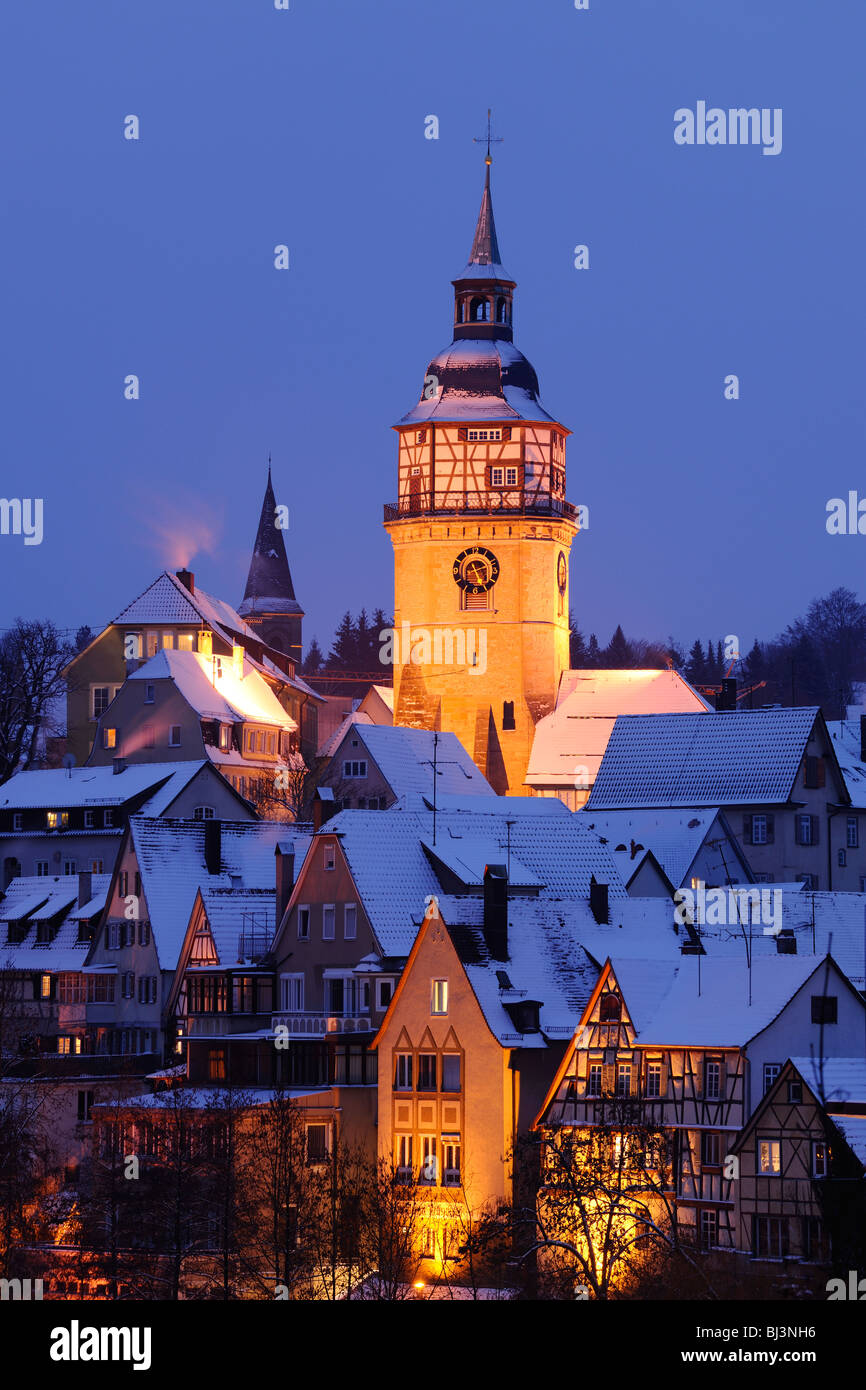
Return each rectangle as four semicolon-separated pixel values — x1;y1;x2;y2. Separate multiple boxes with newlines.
718;1056;727;1100
765;814;775;845
658;1058;669;1097
458;427;467;443
693;1055;702;1097
743;815;753;844
601;1064;615;1095
817;757;826;788
812;815;820;845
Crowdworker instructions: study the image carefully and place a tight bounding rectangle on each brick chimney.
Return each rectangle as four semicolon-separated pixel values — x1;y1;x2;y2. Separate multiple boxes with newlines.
176;569;195;594
483;864;508;961
204;819;221;875
275;844;295;924
77;870;92;909
589;876;609;925
112;756;127;776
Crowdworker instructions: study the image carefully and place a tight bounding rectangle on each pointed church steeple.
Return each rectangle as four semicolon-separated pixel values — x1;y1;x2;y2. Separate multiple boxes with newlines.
238;463;304;665
452;157;516;343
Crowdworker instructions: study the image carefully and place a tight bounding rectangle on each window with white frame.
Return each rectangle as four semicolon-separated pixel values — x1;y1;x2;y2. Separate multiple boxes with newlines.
144;682;155;703
847;817;859;848
704;1059;722;1099
587;1062;602;1097
700;1209;719;1250
393;1053;413;1090
395;1134;413;1183
431;979;448;1015
751;813;768;845
12;813;23;830
323;843;335;871
376;978;393;1011
63;859;77;875
763;1062;781;1094
758;1139;781;1175
193;806;215;820
92;686;111;719
442;1136;461;1185
322;905;335;940
419;1135;437;1184
281;975;304;1013
104;809;114;827
168;725;181;747
121;972;135;1000
35;860;49;876
84;810;95;829
344;903;357;939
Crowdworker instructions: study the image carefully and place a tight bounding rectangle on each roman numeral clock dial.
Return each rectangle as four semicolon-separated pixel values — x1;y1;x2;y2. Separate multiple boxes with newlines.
452;546;500;593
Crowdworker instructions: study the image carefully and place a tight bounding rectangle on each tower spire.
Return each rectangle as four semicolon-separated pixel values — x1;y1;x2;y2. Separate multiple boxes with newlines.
238;463;304;665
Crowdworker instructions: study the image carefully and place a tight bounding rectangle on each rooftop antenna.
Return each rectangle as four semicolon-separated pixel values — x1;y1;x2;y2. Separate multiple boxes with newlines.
473;108;503;165
505;819;515;879
62;753;75;779
421;731;461;847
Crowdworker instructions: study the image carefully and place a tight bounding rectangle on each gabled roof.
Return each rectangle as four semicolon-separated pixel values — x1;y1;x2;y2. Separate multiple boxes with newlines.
330;725;493;799
298;804;627;958
634;954;837;1047
127;650;296;731
127;818;311;970
0;761;207;811
527;669;710;789
587;708;824;809
196;886;276;967
580;807;750;890
113;571;257;645
787;1056;866;1106
827;719;866;808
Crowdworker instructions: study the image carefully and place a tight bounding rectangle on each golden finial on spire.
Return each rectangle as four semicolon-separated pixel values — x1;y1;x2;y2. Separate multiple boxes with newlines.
474;108;503;166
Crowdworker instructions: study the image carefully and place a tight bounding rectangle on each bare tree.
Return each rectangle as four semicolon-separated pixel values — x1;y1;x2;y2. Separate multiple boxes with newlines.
0;619;73;784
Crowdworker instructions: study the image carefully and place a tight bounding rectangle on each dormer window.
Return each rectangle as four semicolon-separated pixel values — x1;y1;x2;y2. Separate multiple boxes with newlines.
599;993;622;1023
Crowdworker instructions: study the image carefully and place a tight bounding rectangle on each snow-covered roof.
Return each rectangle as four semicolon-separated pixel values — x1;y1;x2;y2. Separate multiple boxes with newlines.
580;808;745;890
0;874;110;969
113;571;256;644
309;804;628;958
527;670;710;789
398;340;558;426
319;710;375;760
828;1115;866;1166
197;885;276;966
127;649;295;731
0;761;207;811
128;818;311;970
634;955;830;1047
788;1056;866;1106
827;720;866;808
587;708;822;809
694;890;866;992
329;726;493;799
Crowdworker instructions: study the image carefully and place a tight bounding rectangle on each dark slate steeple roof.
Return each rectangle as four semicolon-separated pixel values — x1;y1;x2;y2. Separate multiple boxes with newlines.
238;466;303;619
453;161;514;285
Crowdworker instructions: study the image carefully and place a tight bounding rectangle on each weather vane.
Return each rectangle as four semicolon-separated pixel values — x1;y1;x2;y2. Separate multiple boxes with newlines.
473;108;503;164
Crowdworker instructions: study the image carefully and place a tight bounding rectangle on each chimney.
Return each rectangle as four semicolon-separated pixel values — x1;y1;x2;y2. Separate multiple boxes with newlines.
589;876;609;925
176;569;195;593
860;715;866;764
775;929;797;955
204;819;221;875
112;756;127;776
275;844;295;925
715;677;738;712
483;864;508;961
77;870;92;909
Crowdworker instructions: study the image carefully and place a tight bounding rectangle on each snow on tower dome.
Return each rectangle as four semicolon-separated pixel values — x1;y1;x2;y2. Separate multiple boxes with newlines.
397;158;559;428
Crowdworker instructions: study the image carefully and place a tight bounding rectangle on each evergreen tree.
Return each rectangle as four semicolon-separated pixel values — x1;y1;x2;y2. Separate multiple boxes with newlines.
328;612;357;670
302;636;323;675
685;640;705;684
586;634;601;667
73;625;94;654
603;625;635;668
569;614;588;667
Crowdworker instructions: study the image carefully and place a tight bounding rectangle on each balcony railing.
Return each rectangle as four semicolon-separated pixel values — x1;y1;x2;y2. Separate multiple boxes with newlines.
271;1011;374;1037
383;494;578;523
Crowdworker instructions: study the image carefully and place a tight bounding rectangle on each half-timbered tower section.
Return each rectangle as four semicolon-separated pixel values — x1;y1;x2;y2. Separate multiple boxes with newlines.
384;154;579;795
537;953;865;1257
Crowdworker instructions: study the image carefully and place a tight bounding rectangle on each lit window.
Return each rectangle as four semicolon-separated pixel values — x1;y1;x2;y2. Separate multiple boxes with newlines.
219;724;231;751
432;979;448;1015
419;1136;437;1184
40;974;51;1000
103;728;117;750
395;1134;413;1183
813;1141;829;1178
177;632;194;651
758;1139;781;1175
442;1137;461;1186
161;632;174;650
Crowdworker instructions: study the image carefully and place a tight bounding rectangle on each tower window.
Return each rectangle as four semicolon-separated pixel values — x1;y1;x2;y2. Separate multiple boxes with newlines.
456;302;465;323
502;701;515;730
469;296;489;323
496;296;508;324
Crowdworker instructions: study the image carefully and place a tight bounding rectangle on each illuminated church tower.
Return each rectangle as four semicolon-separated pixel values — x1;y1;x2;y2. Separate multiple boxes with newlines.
384;139;579;794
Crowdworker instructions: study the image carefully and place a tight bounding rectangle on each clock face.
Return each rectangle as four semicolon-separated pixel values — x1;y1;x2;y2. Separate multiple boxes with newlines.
557;551;567;593
452;546;500;593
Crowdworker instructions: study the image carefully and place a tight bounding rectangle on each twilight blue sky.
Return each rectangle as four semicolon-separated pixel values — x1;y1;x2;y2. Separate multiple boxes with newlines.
1;0;863;659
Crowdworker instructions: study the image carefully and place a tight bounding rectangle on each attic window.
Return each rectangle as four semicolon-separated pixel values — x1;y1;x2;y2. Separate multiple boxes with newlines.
468;429;500;441
193;806;215;820
599;994;621;1023
343;760;367;778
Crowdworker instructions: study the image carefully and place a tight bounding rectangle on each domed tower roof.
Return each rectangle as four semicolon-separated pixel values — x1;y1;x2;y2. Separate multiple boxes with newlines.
397;154;559;428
